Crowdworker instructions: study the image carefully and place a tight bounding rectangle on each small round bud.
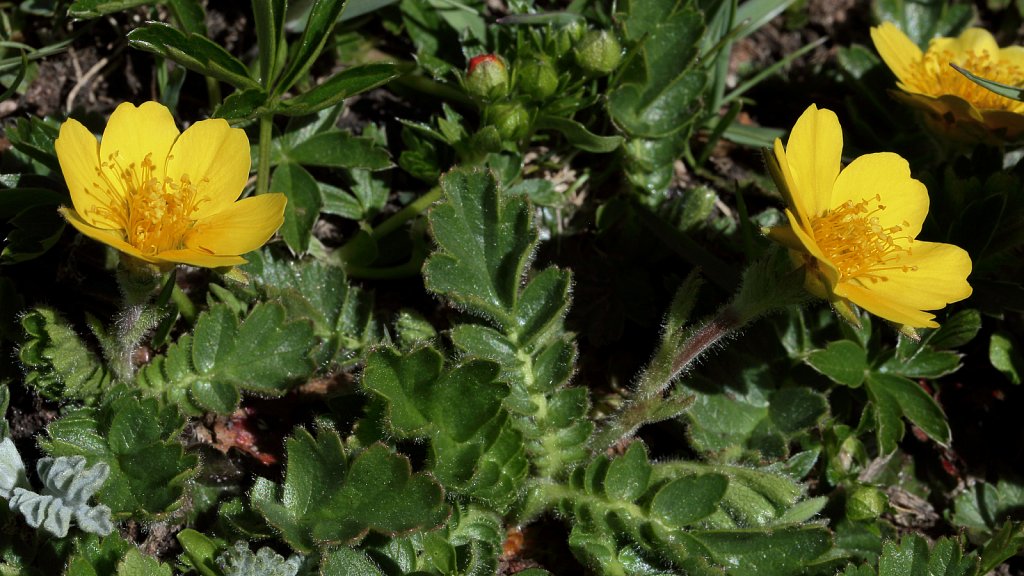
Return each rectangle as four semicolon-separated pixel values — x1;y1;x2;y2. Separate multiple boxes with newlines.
574;30;623;76
518;59;559;100
552;20;586;59
465;54;510;101
846;486;888;521
487;102;531;141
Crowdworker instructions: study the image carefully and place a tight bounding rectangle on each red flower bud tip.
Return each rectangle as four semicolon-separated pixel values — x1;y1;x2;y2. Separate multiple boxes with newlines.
469;54;503;75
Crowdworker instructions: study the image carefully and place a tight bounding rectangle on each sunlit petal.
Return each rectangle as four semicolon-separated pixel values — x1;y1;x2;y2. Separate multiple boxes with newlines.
831;152;929;238
55;119;114;229
59;206;153;263
870;22;922;87
184;194;287;256
98;102;179;178
165;118;251;220
783;105;841;219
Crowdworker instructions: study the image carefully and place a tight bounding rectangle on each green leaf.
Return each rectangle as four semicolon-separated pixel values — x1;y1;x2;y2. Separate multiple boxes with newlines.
19;307;112;401
650;474;728;527
68;0;149;17
271;162;323;254
116;548;173;576
952;479;1024;535
980;521;1024;574
604;442;653;503
252;426;448;553
768;388;828;434
929;309;982;349
246;254;381;366
40;390;198;518
866;373;950;448
423;168;535;330
875;535;978;576
320;547;386;576
136;302;316;414
284;131;393;170
806;340;868;387
608;0;707;138
989;331;1023;385
272;0;348;96
534;115;623;153
213;88;269;121
127;23;259;90
66;534;134;576
167;0;206;35
175;529;221;576
277;62;402;116
363;346;527;510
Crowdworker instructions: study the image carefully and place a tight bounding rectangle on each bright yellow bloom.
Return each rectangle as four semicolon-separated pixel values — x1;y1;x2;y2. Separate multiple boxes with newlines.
56;101;286;268
764;104;972;328
871;22;1024;143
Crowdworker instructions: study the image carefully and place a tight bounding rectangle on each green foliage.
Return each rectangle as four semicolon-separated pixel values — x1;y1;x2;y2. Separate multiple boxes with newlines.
19;307;112;402
244;253;381;367
136;301;317;414
842;535;979;576
39;389;198;519
424;168;590;478
363;345;528;510
556;442;832;574
251;424;448;554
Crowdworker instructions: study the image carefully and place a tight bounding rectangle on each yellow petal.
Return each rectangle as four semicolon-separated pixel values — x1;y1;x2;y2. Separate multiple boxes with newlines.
871;22;923;88
783;104;842;220
165;118;251;220
946;27;1000;57
154;249;248;268
833;240;972;326
837;284;940;328
98;102;179;179
184;193;287;256
830;152;929;239
55;119;113;229
59;206;156;264
999;45;1024;68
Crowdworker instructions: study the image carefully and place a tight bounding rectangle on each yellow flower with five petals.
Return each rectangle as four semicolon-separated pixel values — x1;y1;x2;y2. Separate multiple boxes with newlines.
871;22;1024;143
764;104;972;328
56;101;286;268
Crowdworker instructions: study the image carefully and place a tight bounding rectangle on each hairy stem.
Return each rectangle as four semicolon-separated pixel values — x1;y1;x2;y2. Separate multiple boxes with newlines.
256;114;273;197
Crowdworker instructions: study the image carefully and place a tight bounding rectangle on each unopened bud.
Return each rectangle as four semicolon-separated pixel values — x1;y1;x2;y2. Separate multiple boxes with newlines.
487;102;531;141
518;59;559;100
466;54;510;101
846;486;887;521
575;30;622;76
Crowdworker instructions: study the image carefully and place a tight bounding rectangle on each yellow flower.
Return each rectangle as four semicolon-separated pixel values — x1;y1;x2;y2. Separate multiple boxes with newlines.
871;22;1024;143
55;101;286;268
764;104;972;328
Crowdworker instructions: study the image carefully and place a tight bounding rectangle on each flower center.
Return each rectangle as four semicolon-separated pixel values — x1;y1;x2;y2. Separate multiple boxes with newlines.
86;152;205;256
911;48;1024;111
810;195;915;283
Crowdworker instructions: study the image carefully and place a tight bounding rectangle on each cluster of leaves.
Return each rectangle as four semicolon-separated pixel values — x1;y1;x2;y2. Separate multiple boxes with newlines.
1;0;1024;574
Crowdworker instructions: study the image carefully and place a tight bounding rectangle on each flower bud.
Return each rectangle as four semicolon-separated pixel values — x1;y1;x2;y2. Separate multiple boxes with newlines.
518;59;559;100
574;30;622;76
846;486;888;521
487;102;531;141
551;20;586;59
465;54;510;101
